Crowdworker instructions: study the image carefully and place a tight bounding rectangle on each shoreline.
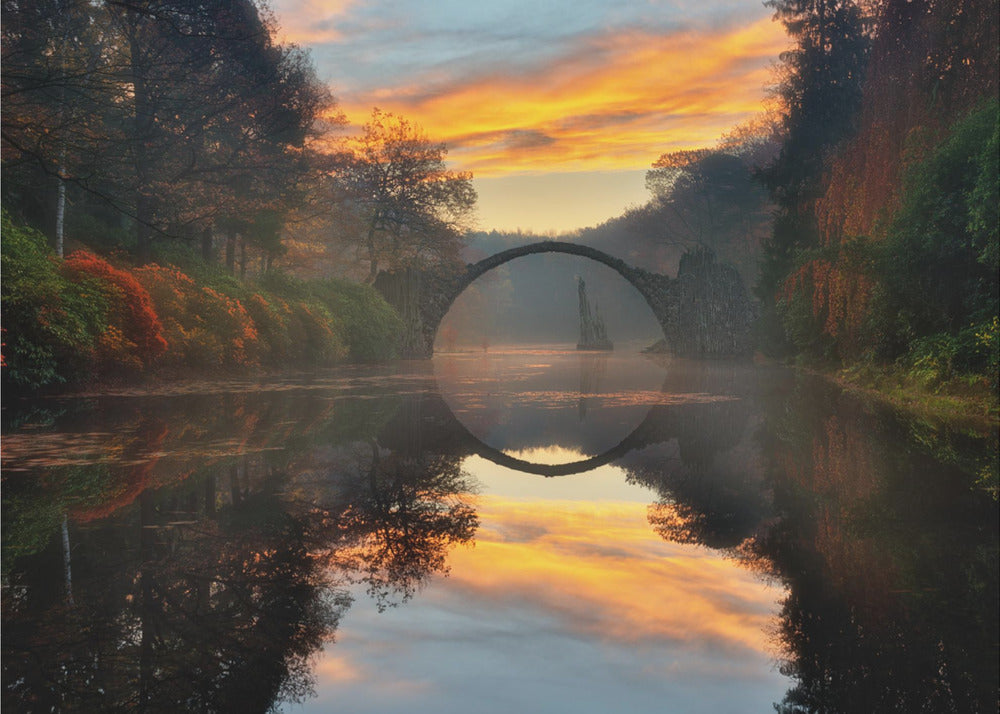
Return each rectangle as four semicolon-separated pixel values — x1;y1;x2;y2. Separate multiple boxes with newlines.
814;365;998;435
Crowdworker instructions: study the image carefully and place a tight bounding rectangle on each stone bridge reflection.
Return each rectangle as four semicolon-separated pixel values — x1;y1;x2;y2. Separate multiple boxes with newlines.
376;377;749;478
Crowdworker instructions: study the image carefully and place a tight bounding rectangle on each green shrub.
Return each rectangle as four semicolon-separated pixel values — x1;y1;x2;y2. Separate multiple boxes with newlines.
880;101;999;348
312;279;402;362
1;213;106;389
259;271;402;363
901;321;997;388
244;292;294;366
289;300;346;364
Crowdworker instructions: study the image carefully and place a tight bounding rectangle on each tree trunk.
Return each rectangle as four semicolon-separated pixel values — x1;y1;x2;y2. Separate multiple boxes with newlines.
366;221;379;283
55;154;66;258
201;226;213;263
225;229;237;274
61;514;74;606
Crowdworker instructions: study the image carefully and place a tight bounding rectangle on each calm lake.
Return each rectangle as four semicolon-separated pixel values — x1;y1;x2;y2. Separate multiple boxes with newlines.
2;349;997;713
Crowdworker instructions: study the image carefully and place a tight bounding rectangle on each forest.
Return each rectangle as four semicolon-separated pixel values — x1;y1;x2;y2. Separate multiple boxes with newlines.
2;0;998;406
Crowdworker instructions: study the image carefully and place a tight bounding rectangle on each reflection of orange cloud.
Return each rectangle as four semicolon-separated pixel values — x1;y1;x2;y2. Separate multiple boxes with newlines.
442;496;782;653
338;18;789;175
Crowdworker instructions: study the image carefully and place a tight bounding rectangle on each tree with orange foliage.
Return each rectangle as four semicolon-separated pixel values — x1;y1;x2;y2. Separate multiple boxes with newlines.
341;109;477;283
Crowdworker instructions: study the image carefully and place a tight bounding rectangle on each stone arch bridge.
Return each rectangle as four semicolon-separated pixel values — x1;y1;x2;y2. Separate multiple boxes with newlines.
374;241;756;358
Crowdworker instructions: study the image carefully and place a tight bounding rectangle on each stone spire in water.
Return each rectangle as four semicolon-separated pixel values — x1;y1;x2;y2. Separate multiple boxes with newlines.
577;278;613;351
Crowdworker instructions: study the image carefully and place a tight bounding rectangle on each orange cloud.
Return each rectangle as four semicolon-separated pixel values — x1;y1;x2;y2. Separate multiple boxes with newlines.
272;0;357;45
314;654;364;683
440;495;783;654
337;18;790;176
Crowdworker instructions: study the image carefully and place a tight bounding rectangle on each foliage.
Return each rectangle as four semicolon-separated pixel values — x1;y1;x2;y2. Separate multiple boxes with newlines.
778;238;879;362
134;264;260;369
877;102;999;363
259;271;401;363
341;109;477;282
61;251;167;371
309;280;402;362
757;0;871;317
1;213;106;389
815;0;999;247
645;147;774;282
758;0;999;396
3;210;405;389
2;0;333;262
775;101;999;385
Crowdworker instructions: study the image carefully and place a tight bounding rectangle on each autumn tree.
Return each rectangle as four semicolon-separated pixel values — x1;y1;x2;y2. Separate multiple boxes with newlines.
757;0;871;348
341;109;477;282
1;0;118;251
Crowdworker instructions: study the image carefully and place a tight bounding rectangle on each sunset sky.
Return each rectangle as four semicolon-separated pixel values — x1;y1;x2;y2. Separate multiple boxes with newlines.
270;0;789;233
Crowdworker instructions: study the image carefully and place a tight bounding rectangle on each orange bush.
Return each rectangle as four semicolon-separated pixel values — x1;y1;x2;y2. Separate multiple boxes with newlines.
61;251;167;369
134;264;261;369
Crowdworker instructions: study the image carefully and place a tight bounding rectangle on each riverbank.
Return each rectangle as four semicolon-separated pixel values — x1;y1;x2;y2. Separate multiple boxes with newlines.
2;214;406;396
824;364;998;433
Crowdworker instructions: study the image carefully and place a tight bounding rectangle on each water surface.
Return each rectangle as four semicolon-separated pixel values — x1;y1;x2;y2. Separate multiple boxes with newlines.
2;350;996;712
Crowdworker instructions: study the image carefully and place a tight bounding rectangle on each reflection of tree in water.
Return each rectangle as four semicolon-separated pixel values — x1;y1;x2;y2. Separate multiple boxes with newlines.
2;392;478;712
753;382;999;714
620;361;770;550
632;367;998;713
3;461;346;713
5;368;996;712
324;443;478;611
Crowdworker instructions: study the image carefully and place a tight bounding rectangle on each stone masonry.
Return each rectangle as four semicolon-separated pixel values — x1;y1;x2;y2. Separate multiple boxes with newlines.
375;241;756;359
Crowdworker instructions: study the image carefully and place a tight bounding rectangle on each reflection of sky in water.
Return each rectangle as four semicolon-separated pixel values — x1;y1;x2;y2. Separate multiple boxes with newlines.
435;351;676;460
285;455;787;714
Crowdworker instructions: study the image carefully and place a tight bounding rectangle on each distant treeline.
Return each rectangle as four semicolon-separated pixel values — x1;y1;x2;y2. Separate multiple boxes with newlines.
757;0;999;390
1;213;402;392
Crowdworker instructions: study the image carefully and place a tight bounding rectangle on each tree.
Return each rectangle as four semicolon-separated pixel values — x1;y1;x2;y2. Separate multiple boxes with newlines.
341;109;477;282
1;0;119;248
2;0;333;265
645;148;773;281
756;0;872;352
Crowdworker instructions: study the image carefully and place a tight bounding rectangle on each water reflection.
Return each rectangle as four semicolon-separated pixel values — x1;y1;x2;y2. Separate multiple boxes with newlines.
434;350;674;462
2;355;997;712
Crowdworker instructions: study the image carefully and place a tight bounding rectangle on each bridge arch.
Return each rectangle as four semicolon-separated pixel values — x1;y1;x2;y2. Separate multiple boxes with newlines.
374;240;755;358
464;409;663;477
433;241;671;354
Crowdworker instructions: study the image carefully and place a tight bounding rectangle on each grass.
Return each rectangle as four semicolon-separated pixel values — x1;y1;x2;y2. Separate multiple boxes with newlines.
830;363;998;433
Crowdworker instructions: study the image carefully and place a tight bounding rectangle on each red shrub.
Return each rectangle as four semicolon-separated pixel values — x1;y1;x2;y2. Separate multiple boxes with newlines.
62;252;167;366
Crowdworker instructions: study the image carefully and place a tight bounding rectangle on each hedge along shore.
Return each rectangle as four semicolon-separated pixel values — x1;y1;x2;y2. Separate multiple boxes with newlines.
2;213;404;394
